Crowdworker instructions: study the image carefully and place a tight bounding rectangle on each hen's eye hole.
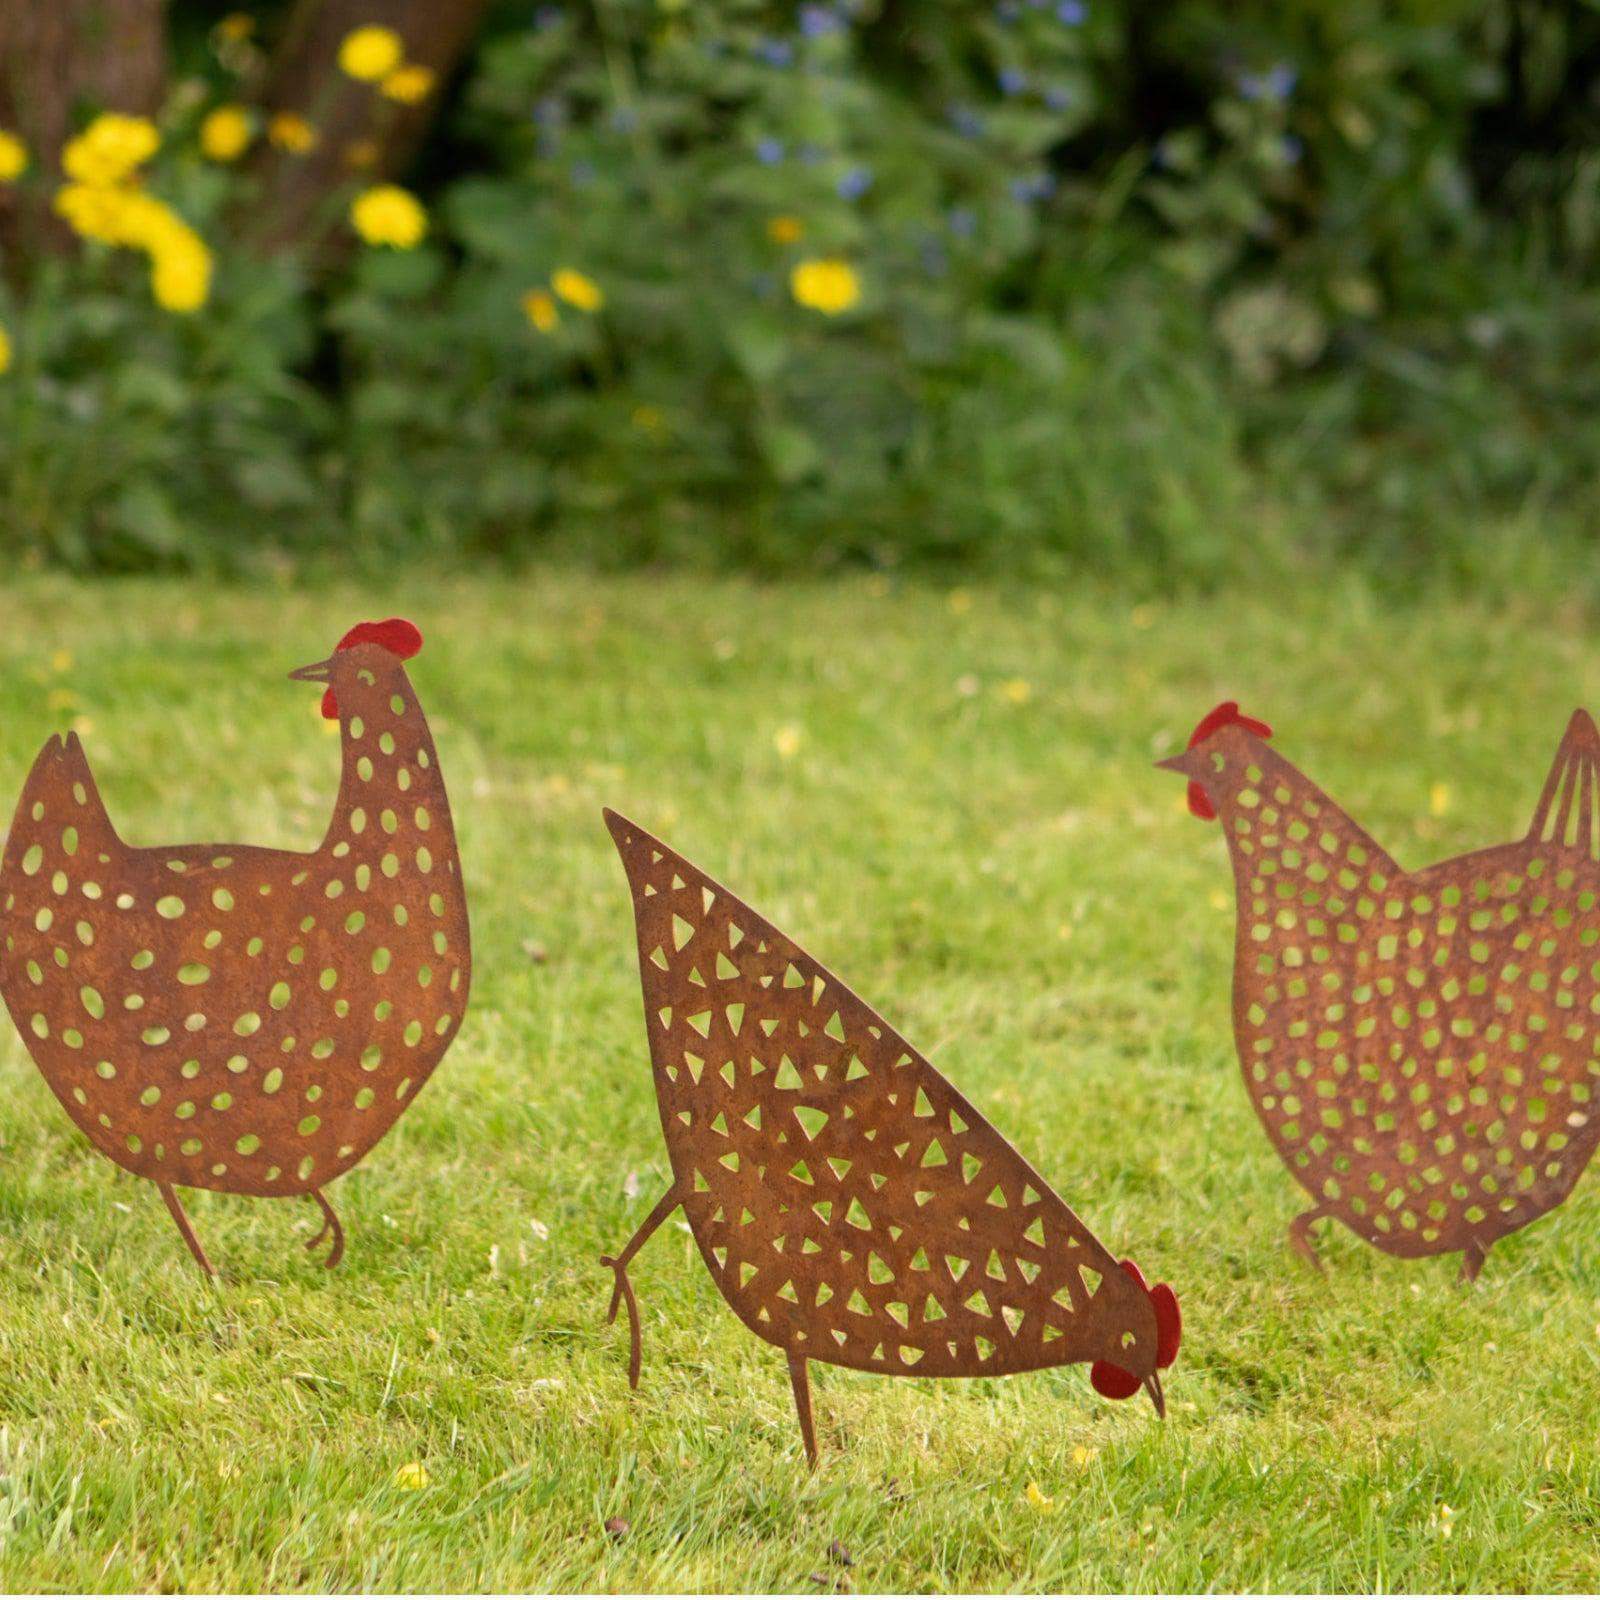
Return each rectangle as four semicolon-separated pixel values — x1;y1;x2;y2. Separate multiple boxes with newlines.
358;668;377;687
1210;751;1226;774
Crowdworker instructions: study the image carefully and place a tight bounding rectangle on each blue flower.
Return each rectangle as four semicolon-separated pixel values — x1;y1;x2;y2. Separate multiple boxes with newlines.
1009;172;1056;203
571;159;596;186
756;37;795;67
947;103;985;138
756;137;786;165
609;106;638;133
1055;0;1086;21
948;206;977;237
1280;134;1304;163
998;66;1028;96
800;4;843;37
1239;62;1297;102
1043;84;1074;112
837;166;873;200
996;0;1021;21
532;95;565;128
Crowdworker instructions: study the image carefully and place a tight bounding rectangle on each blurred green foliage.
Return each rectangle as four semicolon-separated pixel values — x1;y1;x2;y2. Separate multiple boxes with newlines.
3;0;1599;585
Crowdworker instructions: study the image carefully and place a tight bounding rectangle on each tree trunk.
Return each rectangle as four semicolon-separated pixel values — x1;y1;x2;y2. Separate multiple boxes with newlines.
0;0;169;257
252;0;491;254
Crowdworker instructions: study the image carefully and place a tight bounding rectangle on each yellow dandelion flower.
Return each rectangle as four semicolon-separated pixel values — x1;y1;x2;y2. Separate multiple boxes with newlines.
343;138;380;170
150;231;213;314
53;182;148;246
350;184;426;248
381;64;436;105
1001;678;1033;705
216;12;255;41
0;325;11;376
200;105;253;162
767;214;803;244
0;130;27;181
521;288;559;331
268;112;318;154
774;725;803;760
632;403;666;435
947;588;972;614
394;1460;430;1490
62;113;159;186
339;25;404;82
51;650;73;674
790;256;860;315
1429;782;1451;817
1024;1480;1056;1513
552;268;603;312
1072;1445;1096;1468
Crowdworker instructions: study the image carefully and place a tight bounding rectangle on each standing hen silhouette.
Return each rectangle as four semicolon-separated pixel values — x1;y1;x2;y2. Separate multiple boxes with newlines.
600;809;1179;1466
0;620;471;1276
1162;701;1600;1281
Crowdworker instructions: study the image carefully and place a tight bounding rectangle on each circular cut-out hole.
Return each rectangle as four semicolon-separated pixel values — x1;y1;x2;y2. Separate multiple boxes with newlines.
235;1133;261;1155
262;1066;284;1094
212;888;234;911
156;895;185;919
179;963;210;986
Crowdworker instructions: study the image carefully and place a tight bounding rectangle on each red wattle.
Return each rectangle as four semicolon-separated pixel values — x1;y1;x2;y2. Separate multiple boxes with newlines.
1090;1359;1141;1400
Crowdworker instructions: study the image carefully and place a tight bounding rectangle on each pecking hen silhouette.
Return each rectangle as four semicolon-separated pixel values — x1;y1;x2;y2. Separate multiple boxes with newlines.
599;809;1179;1466
1162;701;1600;1281
0;620;471;1276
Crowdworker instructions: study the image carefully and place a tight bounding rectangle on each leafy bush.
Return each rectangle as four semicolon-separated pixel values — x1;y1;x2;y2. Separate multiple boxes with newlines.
1;0;1598;584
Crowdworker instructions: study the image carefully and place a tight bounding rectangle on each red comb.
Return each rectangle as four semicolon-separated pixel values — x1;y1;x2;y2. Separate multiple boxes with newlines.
1186;700;1272;820
1088;1258;1181;1401
320;618;423;719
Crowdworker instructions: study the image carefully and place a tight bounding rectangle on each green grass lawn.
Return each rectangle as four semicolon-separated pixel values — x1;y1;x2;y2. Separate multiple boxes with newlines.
1;568;1599;1591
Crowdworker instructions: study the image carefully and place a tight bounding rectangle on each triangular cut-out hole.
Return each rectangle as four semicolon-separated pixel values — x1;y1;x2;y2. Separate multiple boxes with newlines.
949;1109;969;1135
815;1282;834;1306
964;1289;992;1318
739;1261;757;1288
774;1056;803;1090
847;1289;871;1316
921;1139;948;1168
846;1197;872;1230
886;1301;909;1329
924;1293;946;1321
986;1248;1007;1282
1024;1217;1046;1248
725;1001;745;1032
845;1055;869;1080
827;1155;852;1180
784;963;805;989
795;1105;828;1140
720;1060;737;1088
914;1086;935;1118
789;1159;813;1185
648;945;668;970
1002;1306;1025;1337
986;1184;1008;1208
686;1010;711;1037
1079;1264;1103;1298
962;1152;982;1184
672;913;696;951
945;1254;970;1281
868;1253;893;1285
824;1010;846;1041
1022;1184;1041;1205
717;952;739;980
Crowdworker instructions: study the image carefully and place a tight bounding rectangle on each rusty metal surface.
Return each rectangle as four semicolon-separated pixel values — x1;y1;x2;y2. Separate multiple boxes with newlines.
1161;706;1600;1281
0;632;471;1273
600;808;1172;1463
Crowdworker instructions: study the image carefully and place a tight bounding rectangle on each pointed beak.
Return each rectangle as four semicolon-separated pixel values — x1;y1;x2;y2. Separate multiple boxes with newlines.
1155;751;1195;777
1144;1371;1166;1419
289;658;334;685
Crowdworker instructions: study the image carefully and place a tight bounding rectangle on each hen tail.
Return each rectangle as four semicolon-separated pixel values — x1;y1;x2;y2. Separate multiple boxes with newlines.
1526;710;1600;859
3;732;121;882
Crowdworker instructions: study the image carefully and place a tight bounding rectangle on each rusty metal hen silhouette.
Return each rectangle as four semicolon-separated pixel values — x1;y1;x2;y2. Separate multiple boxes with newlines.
600;809;1179;1466
1161;701;1600;1282
0;621;471;1276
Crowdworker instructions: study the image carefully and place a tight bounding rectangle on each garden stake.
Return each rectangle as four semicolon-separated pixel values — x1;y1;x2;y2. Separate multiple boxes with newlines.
1162;701;1600;1281
0;620;471;1276
600;808;1179;1467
